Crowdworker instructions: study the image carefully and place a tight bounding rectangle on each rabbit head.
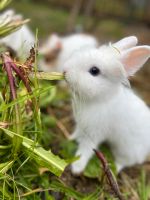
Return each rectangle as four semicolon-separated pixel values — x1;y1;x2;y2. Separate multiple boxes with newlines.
63;36;150;101
39;33;62;55
39;34;62;71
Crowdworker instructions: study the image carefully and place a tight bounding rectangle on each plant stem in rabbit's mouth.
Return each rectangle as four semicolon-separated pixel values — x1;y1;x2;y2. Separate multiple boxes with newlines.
29;72;65;81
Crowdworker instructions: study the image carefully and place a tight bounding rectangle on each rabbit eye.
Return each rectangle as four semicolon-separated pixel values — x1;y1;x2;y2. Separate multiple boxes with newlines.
89;66;100;76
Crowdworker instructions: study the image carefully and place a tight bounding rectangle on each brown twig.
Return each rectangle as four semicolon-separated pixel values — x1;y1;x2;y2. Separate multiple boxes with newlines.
11;62;32;93
47;107;70;139
94;149;124;200
2;53;32;94
1;53;17;100
55;119;70;139
2;53;40;113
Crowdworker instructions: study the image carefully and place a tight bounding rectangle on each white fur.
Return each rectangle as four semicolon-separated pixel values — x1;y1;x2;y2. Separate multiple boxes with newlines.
63;36;150;174
0;9;35;59
39;33;98;72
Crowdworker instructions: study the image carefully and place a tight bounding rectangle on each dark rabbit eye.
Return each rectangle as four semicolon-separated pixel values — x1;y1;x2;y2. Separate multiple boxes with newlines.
89;66;100;76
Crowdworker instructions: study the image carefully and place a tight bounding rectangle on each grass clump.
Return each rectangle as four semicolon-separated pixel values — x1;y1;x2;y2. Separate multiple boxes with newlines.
0;50;69;198
0;3;69;197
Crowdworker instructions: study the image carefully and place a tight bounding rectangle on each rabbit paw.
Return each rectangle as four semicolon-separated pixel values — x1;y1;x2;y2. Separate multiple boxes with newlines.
71;159;86;175
116;163;123;173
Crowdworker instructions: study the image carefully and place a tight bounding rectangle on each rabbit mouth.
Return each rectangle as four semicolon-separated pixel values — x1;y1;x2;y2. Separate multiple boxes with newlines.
63;72;72;86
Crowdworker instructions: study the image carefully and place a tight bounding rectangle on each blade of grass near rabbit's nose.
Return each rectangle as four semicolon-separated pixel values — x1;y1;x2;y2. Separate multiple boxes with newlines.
30;72;65;81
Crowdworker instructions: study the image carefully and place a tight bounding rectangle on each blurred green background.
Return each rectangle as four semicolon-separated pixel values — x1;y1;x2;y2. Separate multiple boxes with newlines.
9;0;150;44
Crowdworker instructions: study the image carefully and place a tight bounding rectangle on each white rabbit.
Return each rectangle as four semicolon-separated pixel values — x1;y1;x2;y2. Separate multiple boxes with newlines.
63;36;150;174
39;33;98;72
0;9;35;59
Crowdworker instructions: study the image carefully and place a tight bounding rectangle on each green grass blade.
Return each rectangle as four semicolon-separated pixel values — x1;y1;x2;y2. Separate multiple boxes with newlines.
0;161;14;174
1;128;68;177
138;171;150;200
83;188;102;200
0;185;12;199
0;19;29;38
0;85;54;111
0;0;11;10
30;72;65;81
49;180;85;200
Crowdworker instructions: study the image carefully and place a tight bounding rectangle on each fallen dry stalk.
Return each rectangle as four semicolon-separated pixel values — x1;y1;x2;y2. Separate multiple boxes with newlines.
47;107;70;139
94;149;124;200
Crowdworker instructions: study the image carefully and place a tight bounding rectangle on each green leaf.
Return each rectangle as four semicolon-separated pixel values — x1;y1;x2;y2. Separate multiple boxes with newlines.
0;0;11;10
1;128;68;177
39;86;56;107
49;180;85;200
83;154;102;178
49;180;102;200
0;145;12;156
0;185;12;199
0;144;12;150
138;170;150;200
83;188;102;200
60;140;77;159
0;160;14;174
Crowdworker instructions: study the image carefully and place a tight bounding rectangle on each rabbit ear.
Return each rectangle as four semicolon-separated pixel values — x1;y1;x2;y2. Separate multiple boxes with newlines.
49;33;60;42
49;33;62;49
120;46;150;76
113;36;138;51
39;34;62;54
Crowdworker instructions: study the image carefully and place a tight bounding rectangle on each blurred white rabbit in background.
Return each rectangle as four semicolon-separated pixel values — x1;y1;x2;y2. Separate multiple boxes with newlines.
0;9;35;59
39;33;98;72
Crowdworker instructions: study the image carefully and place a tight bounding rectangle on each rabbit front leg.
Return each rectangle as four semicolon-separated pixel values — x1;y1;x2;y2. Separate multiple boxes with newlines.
71;135;99;174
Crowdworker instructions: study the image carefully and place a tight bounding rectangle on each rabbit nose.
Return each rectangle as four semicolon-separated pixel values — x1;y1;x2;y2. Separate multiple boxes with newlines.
63;71;67;76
